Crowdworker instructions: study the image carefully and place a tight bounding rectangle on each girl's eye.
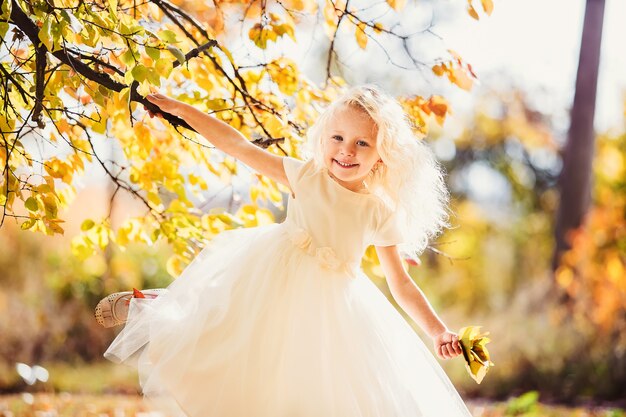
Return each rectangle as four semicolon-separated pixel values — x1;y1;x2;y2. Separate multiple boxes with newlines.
332;135;343;141
357;140;369;147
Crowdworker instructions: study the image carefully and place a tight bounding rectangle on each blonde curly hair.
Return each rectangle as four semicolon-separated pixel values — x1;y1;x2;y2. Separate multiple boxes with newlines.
302;84;451;258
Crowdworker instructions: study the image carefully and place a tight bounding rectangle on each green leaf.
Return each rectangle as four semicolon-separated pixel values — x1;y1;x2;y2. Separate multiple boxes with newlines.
119;21;132;36
38;18;53;51
124;70;134;85
145;46;160;61
131;64;148;82
120;48;136;67
25;197;39;212
0;0;12;20
0;0;11;39
159;29;178;43
146;67;161;86
166;45;186;66
0;22;8;40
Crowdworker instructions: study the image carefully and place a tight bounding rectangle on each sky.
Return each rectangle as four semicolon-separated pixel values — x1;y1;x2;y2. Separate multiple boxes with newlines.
228;0;625;142
435;0;625;133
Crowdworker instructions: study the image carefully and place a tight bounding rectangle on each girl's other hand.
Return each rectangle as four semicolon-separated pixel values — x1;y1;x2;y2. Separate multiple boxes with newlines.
432;330;463;360
145;93;181;118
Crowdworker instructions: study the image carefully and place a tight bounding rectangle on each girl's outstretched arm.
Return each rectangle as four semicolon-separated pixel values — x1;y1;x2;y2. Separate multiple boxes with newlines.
375;244;463;361
145;93;289;188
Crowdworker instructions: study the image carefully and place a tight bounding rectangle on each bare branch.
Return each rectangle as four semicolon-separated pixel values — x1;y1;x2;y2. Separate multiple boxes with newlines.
0;64;33;104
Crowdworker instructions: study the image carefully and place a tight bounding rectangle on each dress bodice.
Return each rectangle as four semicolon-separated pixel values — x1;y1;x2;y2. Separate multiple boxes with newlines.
281;157;403;272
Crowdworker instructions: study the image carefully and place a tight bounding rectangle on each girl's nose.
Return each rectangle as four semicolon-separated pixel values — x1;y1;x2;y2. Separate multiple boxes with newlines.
341;143;356;156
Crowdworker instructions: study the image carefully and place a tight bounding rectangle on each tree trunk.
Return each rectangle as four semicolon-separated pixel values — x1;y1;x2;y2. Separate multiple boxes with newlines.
552;0;606;271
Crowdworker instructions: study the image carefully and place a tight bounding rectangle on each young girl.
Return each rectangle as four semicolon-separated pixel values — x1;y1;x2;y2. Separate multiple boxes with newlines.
97;85;474;417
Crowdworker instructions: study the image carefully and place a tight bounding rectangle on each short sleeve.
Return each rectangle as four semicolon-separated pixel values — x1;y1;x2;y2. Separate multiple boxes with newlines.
371;205;404;247
282;156;307;197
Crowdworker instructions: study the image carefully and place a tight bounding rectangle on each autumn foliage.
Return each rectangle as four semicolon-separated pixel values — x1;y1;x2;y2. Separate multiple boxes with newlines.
0;0;488;275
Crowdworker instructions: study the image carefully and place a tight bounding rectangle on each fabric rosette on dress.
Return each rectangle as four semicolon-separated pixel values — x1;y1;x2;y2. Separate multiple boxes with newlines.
287;225;360;276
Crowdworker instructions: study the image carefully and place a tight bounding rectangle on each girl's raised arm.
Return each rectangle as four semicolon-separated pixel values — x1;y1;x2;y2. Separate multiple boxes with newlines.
146;93;289;188
375;244;463;361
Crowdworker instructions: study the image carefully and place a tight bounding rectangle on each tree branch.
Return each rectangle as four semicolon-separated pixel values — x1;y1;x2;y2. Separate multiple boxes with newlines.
32;42;47;128
8;0;200;132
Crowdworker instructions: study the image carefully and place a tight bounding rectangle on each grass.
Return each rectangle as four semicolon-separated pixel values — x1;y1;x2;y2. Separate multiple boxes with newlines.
0;392;624;417
2;361;140;395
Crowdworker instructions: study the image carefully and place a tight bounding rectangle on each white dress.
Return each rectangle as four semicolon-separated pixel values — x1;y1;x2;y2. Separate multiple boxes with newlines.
104;157;474;417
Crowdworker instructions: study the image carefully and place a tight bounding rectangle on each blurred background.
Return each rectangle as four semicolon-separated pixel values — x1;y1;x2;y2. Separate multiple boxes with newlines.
1;0;625;416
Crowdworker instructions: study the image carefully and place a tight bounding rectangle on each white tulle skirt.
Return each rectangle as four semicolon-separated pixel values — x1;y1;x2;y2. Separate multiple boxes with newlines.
104;222;473;417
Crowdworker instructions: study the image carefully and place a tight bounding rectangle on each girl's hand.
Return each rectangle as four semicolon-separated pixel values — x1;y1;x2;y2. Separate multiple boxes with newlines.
145;93;182;118
432;330;463;360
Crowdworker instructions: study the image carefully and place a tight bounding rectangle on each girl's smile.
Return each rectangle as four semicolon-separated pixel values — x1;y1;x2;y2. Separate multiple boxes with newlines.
323;105;381;192
333;159;359;168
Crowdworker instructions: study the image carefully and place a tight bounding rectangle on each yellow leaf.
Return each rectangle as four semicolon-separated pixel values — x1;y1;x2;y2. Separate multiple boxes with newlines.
264;114;286;137
71;237;95;260
250;186;259;203
108;0;118;16
428;95;449;118
386;0;406;11
481;0;494;15
431;64;445;77
41;194;58;218
449;67;474;91
80;219;96;232
46;220;64;235
467;4;479;20
355;22;368;49
166;254;188;277
447;49;463;61
323;1;339;38
91;225;110;248
155;58;173;78
224;157;237;174
21;218;36;230
38;18;53;51
458;325;494;384
255;208;275;225
116;225;130;248
137;80;152;97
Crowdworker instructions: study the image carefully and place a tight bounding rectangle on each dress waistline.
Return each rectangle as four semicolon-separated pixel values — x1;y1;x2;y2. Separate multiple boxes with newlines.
282;222;360;277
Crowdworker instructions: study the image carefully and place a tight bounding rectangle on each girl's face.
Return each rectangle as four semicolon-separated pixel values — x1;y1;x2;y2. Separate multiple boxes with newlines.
321;105;382;192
